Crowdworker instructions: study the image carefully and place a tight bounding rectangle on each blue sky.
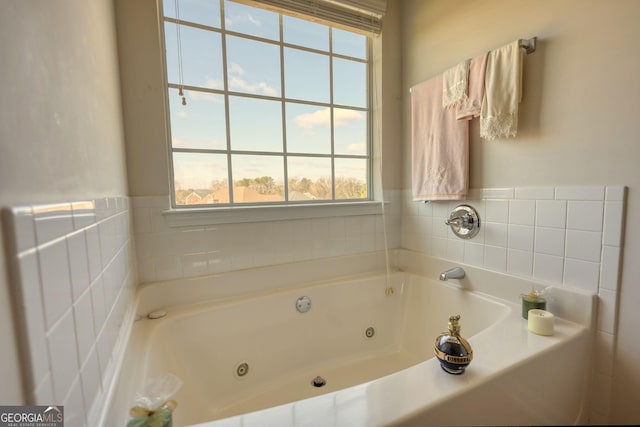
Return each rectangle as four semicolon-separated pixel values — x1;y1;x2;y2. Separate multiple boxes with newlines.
164;0;368;190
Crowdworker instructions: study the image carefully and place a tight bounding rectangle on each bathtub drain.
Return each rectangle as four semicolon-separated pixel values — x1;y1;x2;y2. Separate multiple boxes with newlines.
311;376;326;387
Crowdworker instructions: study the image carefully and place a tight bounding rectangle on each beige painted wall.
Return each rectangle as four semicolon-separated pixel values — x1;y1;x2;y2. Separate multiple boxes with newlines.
0;0;128;403
115;0;172;197
379;0;403;190
400;0;640;423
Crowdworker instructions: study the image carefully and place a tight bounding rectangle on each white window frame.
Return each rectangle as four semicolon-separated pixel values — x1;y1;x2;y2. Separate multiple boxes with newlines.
160;0;383;225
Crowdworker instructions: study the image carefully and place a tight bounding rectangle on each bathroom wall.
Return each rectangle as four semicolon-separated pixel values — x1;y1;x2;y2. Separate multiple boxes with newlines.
400;0;640;424
3;199;135;426
115;0;404;284
0;0;134;425
8;0;638;425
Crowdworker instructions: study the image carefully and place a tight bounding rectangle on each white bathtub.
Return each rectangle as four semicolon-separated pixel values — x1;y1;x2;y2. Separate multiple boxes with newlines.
111;250;594;427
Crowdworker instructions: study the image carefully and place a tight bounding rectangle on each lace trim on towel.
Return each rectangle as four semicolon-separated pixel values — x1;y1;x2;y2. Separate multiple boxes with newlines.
443;59;470;109
480;112;519;140
443;81;468;109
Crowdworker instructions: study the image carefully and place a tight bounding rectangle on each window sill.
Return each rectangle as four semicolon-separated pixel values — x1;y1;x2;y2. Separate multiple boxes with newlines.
162;201;386;227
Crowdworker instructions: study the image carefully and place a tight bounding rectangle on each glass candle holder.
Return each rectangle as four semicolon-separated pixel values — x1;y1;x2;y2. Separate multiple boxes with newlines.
521;290;546;319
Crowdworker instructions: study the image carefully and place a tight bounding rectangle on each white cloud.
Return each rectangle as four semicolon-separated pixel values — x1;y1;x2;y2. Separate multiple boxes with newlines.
247;14;261;26
228;63;245;76
295;108;331;129
334;109;364;126
294;108;363;135
227;61;277;96
186;85;223;102
346;142;366;154
228;76;277;96
176;111;188;118
204;78;224;90
226;13;262;28
295;108;330;133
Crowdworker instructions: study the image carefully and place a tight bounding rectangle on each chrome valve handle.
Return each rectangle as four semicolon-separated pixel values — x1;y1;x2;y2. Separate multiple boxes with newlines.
445;205;480;239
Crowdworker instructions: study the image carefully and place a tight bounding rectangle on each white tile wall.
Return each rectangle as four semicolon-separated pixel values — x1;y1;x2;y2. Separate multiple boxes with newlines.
2;197;136;427
131;191;402;283
532;253;564;284
509;200;536;225
401;185;627;424
39;240;73;329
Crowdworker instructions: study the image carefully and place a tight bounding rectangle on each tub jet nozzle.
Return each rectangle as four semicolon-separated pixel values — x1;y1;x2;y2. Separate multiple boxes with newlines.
236;362;249;377
311;376;326;387
147;309;167;319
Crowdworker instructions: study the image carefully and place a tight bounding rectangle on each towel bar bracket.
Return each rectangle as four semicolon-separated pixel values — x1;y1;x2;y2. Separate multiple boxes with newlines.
519;37;537;54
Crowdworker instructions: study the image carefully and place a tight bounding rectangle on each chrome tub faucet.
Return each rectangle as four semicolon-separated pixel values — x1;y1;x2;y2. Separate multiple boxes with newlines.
440;267;465;281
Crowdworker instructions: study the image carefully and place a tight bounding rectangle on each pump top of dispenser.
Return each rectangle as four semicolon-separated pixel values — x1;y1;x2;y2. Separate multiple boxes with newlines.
448;314;461;333
434;314;473;375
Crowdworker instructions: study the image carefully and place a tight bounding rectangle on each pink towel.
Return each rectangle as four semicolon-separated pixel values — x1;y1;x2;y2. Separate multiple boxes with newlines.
456;52;489;120
411;74;469;201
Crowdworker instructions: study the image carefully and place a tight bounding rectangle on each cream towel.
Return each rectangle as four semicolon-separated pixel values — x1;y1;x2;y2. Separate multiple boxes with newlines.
456;52;489;120
411;74;469;201
442;59;470;109
480;40;524;140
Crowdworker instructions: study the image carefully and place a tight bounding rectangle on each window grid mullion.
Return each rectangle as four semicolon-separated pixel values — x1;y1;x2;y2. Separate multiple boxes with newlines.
164;16;221;34
329;28;336;201
219;0;235;204
163;17;368;64
172;147;366;160
366;36;373;200
161;5;179;209
278;14;289;202
168;83;368;113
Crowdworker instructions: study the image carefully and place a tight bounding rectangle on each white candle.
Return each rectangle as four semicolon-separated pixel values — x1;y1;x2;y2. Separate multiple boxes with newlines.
527;309;554;336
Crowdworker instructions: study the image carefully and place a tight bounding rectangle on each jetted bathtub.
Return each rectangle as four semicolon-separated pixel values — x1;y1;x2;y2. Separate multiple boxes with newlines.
111;251;594;427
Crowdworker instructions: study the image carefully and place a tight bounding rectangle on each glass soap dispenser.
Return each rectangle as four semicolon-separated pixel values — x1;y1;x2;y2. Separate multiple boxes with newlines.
434;314;473;375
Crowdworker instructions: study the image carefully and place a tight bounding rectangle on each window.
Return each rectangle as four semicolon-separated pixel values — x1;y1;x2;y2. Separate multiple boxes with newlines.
162;0;372;207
